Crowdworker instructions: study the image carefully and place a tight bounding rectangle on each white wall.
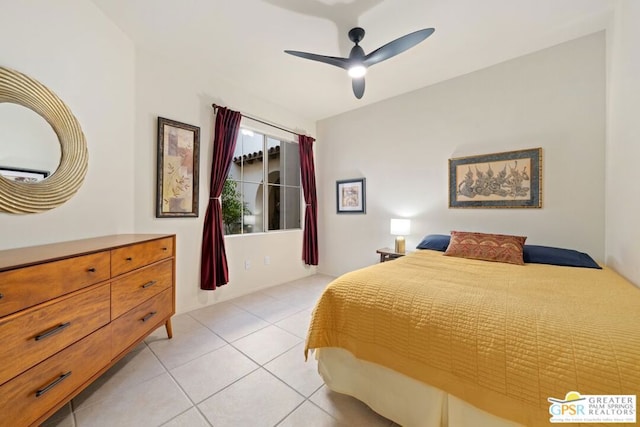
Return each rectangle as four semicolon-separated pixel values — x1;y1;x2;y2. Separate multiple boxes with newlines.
0;0;135;249
606;0;640;286
317;32;606;277
133;49;317;314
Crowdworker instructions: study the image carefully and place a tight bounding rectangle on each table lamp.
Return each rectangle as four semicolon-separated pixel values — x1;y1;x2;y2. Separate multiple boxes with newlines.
390;218;411;253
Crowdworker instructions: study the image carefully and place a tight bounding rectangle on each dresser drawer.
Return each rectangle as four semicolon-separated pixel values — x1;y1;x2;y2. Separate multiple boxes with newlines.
111;259;173;318
0;283;111;386
0;325;111;427
0;251;110;317
111;287;173;358
111;237;174;277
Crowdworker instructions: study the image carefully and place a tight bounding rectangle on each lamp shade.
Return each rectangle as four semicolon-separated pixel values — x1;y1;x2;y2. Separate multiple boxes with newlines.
390;218;411;236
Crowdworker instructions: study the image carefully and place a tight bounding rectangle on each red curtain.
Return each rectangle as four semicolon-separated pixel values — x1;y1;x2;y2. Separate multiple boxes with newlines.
200;107;242;290
299;135;318;265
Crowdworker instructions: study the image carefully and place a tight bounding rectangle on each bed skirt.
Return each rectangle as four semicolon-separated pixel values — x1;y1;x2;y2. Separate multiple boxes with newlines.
315;347;522;427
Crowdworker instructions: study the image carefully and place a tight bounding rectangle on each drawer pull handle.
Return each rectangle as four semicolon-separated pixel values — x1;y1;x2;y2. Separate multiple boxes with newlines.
126;257;133;261
141;311;157;322
35;322;71;341
0;293;3;299
87;267;96;272
162;247;168;251
141;280;157;289
36;371;72;397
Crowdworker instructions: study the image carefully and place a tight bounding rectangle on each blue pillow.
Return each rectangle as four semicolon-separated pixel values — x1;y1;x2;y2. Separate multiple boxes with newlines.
523;245;601;269
416;234;450;251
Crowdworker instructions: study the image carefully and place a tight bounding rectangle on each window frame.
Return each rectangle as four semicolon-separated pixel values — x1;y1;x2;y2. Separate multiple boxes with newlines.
224;127;302;236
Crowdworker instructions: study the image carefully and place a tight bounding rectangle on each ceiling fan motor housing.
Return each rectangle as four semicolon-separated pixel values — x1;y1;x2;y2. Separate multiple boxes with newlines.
348;27;366;44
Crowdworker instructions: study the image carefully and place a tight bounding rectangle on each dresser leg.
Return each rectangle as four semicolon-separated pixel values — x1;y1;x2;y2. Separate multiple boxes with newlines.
165;318;173;339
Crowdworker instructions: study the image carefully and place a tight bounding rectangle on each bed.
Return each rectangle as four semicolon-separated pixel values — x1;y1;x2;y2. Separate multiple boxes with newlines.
305;236;640;427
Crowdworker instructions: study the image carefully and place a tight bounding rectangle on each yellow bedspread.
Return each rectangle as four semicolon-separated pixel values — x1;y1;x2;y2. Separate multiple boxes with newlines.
306;250;640;426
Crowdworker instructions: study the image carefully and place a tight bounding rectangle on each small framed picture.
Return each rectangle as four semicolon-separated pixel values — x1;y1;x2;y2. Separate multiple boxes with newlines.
156;117;200;218
336;178;366;214
0;166;49;183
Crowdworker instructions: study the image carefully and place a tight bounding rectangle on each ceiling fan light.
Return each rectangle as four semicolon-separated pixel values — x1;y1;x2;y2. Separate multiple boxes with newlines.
348;65;367;78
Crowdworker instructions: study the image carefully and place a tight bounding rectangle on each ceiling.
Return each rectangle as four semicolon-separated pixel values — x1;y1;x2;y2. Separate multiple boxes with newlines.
90;0;612;122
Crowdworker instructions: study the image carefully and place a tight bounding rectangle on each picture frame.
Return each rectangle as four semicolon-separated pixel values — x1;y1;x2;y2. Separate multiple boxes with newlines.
0;166;49;183
449;147;542;208
156;117;200;218
336;178;366;214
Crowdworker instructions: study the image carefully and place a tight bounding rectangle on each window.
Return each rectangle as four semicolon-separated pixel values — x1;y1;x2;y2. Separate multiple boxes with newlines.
223;129;301;235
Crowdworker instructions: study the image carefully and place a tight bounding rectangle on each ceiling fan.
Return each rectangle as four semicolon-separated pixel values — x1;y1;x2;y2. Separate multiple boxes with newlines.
285;26;435;99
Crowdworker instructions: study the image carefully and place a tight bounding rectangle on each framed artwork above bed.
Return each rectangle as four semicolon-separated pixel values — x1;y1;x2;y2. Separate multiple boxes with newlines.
449;147;542;208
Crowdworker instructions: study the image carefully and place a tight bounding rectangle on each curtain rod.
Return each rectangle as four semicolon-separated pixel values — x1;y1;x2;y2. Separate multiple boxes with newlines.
211;103;305;138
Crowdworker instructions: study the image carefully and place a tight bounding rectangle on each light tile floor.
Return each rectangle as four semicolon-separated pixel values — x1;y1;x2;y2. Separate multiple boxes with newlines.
43;274;397;427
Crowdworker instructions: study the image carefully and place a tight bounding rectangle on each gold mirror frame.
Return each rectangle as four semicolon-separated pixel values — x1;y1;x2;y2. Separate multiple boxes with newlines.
0;66;88;213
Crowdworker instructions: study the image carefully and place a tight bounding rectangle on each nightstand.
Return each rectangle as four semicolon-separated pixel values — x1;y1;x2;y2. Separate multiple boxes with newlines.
376;247;406;262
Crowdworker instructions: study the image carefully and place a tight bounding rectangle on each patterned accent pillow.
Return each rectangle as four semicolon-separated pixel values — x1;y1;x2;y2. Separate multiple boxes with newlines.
444;231;527;265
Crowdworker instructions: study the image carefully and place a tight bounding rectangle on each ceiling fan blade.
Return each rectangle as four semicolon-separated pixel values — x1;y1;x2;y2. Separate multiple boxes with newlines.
352;77;365;99
363;28;435;67
284;50;349;70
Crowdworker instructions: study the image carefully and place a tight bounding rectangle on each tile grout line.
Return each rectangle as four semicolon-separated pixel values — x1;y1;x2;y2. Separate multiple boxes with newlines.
265;369;339;427
145;315;302;421
157;330;266;407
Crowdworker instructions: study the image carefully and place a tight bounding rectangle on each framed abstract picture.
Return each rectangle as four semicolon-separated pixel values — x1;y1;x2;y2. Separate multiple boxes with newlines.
449;147;542;208
156;117;200;217
336;178;366;214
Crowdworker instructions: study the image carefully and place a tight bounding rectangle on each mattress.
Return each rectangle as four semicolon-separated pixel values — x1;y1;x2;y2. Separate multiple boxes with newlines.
305;250;640;426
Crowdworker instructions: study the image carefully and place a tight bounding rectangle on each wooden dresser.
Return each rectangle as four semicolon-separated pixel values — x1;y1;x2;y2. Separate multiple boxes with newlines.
0;234;175;426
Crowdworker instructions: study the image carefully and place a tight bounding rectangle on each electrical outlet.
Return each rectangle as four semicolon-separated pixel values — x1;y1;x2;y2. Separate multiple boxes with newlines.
264;256;271;265
244;260;251;270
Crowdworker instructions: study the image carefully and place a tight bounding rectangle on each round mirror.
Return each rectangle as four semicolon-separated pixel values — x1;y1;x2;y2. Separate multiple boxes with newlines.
0;103;61;181
0;66;88;213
